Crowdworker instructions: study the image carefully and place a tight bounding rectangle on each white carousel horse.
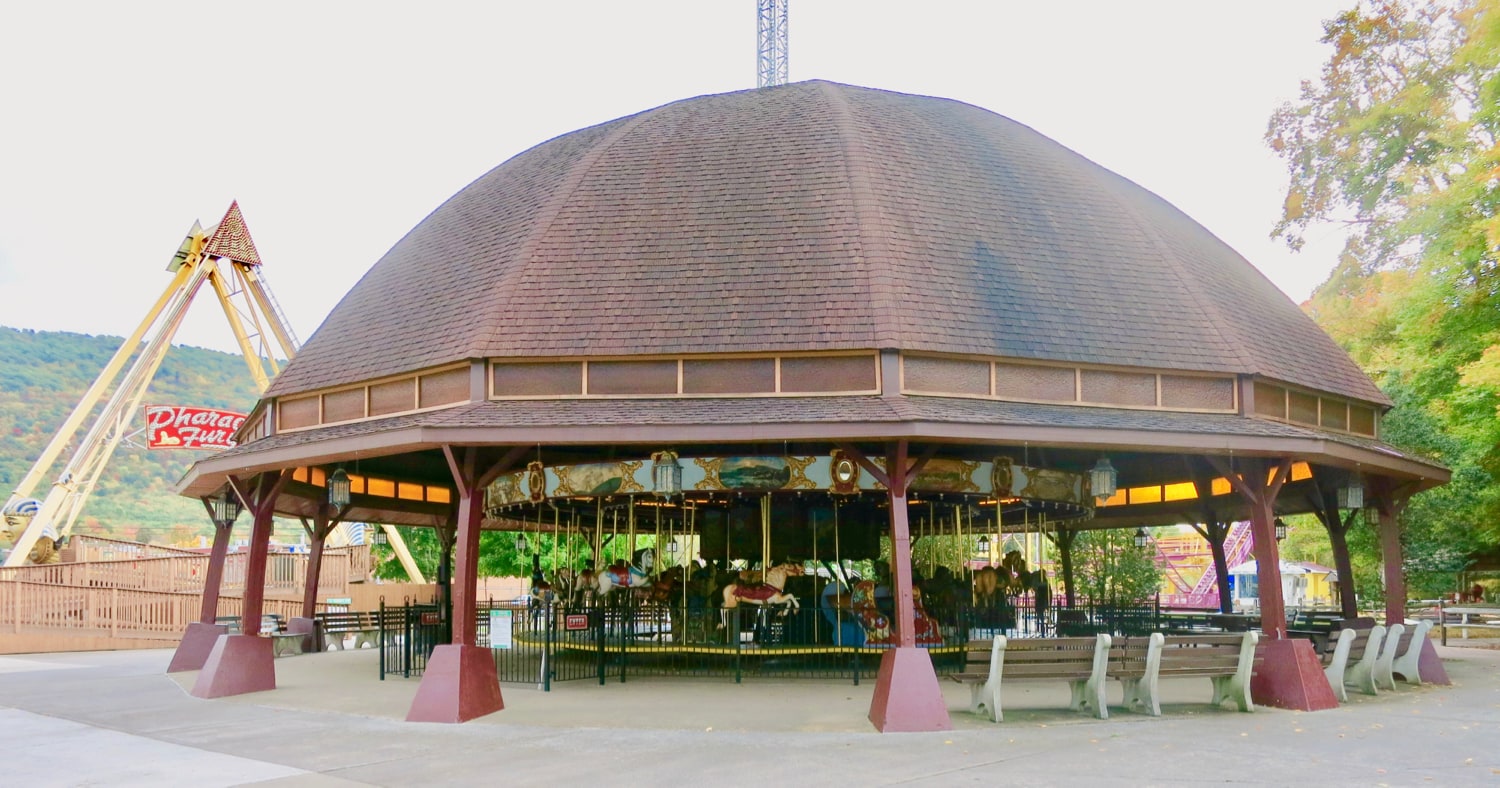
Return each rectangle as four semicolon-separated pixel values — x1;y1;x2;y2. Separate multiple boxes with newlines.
720;561;805;611
594;548;656;599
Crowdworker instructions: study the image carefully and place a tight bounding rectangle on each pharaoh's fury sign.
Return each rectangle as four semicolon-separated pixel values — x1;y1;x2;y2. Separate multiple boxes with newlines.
145;405;247;450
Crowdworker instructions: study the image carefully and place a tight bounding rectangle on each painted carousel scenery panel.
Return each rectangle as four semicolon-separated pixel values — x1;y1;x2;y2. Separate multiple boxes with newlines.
1016;467;1084;504
552;461;646;497
910;459;982;493
718;457;792;490
485;471;527;510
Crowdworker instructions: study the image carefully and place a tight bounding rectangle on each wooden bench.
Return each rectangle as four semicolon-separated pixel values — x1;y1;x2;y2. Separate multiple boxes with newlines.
1111;632;1259;716
948;634;1111;722
1384;619;1432;687
1319;624;1386;701
314;611;381;651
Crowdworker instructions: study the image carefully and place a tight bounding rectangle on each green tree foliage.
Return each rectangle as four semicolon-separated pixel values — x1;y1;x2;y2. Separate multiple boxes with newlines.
1269;1;1500;592
1072;530;1163;605
370;524;662;582
0;327;262;544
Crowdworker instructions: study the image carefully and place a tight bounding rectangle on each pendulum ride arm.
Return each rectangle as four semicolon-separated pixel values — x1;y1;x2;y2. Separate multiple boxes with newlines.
380;524;427;584
1;249;200;518
3;240;217;567
205;258;301;389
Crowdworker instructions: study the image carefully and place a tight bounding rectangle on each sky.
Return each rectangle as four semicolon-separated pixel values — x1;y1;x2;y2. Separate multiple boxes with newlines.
0;1;1355;356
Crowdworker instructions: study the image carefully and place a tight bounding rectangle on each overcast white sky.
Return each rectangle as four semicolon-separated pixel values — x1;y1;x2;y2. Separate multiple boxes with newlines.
0;1;1354;356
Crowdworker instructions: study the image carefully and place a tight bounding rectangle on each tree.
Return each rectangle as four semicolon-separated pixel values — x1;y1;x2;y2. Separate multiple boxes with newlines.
1071;530;1163;605
1270;0;1500;589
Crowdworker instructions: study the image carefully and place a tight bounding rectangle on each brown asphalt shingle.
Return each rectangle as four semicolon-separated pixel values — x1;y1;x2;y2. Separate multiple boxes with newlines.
264;81;1385;406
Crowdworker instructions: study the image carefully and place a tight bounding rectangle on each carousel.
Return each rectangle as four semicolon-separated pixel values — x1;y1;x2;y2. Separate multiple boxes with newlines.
169;80;1448;732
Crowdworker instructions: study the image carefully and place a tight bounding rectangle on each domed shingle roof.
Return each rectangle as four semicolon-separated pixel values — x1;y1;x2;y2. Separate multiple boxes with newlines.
267;81;1385;405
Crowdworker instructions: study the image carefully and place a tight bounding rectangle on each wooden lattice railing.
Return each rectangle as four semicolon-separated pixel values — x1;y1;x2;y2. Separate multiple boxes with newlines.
0;545;372;596
0;580;322;639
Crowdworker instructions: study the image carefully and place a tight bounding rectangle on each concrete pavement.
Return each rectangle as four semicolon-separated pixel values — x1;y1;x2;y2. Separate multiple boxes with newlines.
3;641;1498;786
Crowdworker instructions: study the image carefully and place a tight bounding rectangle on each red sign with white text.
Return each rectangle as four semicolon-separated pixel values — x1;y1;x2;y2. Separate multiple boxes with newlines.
145;405;247;450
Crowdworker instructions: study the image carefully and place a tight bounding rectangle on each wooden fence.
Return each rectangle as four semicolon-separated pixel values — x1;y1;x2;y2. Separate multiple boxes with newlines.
0;579;322;642
0;545;371;597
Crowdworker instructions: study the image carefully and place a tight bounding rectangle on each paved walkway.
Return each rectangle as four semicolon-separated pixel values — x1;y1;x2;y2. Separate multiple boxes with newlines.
3;642;1498;786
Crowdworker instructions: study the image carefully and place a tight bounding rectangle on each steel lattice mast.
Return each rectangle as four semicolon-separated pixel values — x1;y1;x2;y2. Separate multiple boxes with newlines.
757;0;788;88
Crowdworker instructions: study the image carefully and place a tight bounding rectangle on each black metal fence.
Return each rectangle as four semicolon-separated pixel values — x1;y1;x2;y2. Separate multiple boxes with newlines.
379;600;444;679
378;592;1172;687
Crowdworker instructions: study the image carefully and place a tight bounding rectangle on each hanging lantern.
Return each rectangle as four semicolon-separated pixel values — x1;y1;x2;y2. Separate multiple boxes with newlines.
372;526;388;546
1336;483;1364;510
666;539;680;554
328;468;351;507
1274;518;1288;542
1090;457;1118;502
210;486;243;529
515;533;529;554
651;450;682;498
976;534;991;554
1133;528;1149;549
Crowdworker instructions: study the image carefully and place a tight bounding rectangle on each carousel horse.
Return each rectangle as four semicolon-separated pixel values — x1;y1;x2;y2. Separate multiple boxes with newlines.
593;547;656;599
849;579;891;643
838;581;943;646
527;579;556;623
553;567;579;605
911;586;945;646
646;566;685;605
972;565;1010;608
917;567;962;624
1000;550;1028;594
719;561;805;612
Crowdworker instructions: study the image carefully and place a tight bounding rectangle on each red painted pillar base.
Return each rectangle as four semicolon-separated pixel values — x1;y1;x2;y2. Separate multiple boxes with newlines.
167;621;228;673
1250;638;1338;711
190;634;276;698
868;647;952;732
406;644;504;723
1415;637;1451;685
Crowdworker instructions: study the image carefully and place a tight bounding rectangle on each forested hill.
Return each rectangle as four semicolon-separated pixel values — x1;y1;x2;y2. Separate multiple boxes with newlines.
0;326;263;545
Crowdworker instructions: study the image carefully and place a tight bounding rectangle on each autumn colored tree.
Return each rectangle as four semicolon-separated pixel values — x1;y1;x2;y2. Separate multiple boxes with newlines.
1268;0;1500;599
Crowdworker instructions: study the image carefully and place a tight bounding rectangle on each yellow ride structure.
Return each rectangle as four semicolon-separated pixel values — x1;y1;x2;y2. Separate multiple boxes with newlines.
1;203;422;580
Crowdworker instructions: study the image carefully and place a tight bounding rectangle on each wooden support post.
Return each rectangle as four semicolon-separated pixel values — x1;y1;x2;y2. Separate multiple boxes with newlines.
1304;469;1361;620
1369;481;1412;628
190;471;289;697
199;513;234;625
289;503;344;653
407;445;526;723
1206;456;1337;712
839;441;950;733
1369;477;1449;684
1189;467;1233;615
169;492;241;672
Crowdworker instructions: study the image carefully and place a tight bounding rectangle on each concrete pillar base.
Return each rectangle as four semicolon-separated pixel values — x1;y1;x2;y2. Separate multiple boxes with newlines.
1416;636;1451;685
406;644;504;723
868;647;952;732
288;617;321;653
191;634;276;698
167;621;228;673
1250;638;1338;711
